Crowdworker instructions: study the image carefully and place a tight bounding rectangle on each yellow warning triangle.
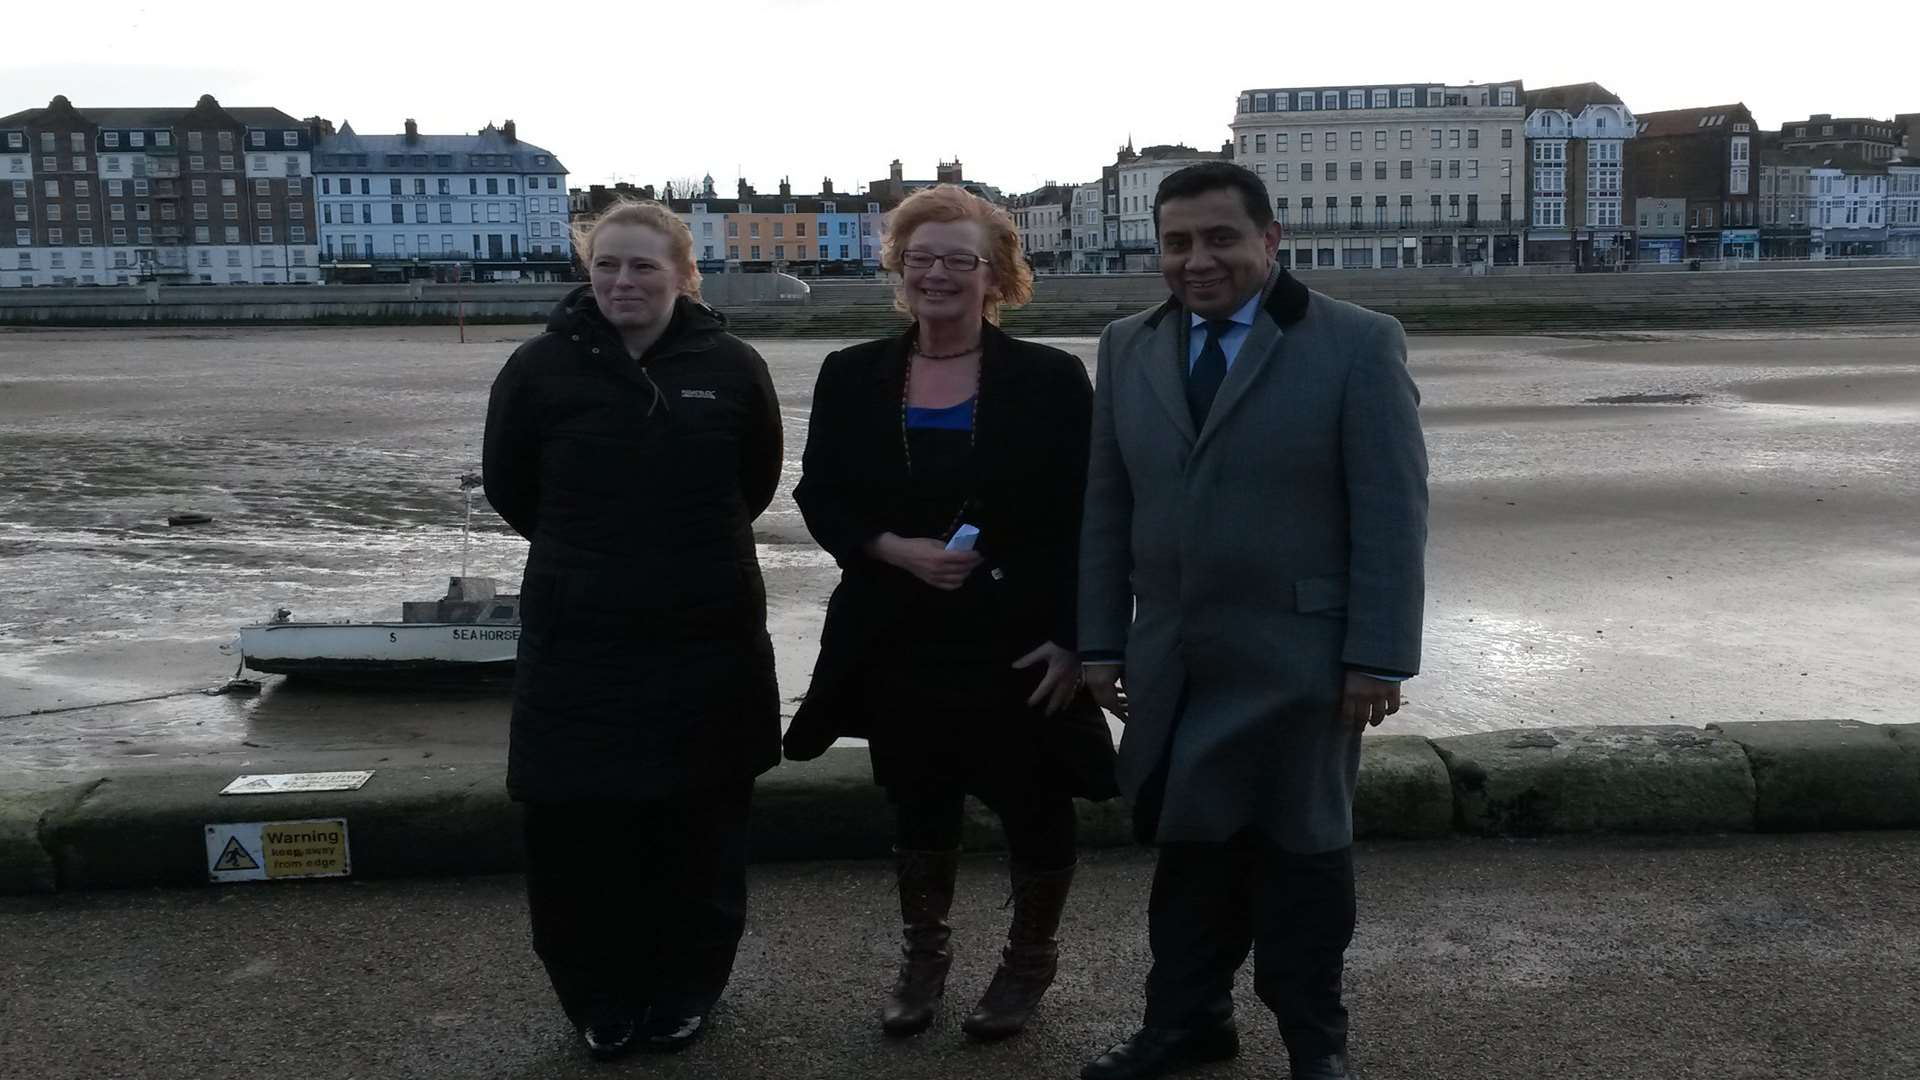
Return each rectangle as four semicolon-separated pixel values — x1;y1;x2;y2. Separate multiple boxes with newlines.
215;835;260;871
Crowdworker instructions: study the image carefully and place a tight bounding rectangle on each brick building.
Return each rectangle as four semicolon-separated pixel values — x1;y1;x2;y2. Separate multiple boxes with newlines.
1626;104;1762;261
1;94;318;286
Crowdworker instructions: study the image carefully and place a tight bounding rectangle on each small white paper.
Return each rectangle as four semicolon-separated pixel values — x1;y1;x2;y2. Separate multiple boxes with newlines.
945;524;980;552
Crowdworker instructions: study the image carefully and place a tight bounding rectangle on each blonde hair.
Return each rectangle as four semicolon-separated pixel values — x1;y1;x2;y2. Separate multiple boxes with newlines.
571;198;703;301
879;184;1033;324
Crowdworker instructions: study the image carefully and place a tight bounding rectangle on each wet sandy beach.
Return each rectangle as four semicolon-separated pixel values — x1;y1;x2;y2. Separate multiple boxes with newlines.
2;324;1917;777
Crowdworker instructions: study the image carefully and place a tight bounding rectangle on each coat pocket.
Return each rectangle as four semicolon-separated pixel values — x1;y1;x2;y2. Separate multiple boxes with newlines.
1292;573;1348;617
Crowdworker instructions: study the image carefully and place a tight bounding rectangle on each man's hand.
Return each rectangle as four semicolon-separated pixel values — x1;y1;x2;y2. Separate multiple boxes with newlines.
1083;664;1128;722
1013;641;1080;716
868;533;983;591
1340;671;1402;731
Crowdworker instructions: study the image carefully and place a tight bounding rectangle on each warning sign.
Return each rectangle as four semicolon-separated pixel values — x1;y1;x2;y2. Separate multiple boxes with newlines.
213;835;260;872
206;819;351;883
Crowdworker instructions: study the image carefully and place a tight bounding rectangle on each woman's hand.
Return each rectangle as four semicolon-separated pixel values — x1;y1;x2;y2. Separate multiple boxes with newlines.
1013;641;1081;716
868;532;983;591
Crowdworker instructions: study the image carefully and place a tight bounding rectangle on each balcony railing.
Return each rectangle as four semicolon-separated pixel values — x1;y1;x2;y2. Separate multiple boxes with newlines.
1284;217;1515;234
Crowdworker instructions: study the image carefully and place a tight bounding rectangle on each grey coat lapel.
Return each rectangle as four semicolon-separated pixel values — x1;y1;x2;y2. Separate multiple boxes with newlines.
1139;301;1197;444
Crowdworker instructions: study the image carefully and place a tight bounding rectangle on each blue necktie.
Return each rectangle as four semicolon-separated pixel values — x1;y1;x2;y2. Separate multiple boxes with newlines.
1187;319;1233;428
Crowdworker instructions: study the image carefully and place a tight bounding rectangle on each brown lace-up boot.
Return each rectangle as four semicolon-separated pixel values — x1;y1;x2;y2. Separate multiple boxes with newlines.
961;861;1076;1041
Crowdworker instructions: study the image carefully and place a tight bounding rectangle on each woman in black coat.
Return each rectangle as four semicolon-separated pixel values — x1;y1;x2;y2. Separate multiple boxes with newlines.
482;199;782;1062
786;185;1116;1042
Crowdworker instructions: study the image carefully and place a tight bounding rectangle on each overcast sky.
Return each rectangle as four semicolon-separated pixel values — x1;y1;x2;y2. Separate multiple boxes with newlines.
6;0;1914;196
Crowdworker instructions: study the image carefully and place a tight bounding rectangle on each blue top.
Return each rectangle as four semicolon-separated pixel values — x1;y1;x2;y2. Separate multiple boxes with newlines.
905;398;976;431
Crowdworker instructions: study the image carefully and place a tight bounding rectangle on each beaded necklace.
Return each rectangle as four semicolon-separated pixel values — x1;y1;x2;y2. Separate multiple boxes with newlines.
899;342;983;543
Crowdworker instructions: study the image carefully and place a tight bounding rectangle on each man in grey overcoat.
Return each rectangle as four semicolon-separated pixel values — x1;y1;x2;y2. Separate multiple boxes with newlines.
1077;163;1428;1080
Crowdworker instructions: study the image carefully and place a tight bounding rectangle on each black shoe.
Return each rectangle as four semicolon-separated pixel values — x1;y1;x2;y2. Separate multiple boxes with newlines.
640;1012;707;1054
1080;1020;1240;1080
581;1017;638;1062
1292;1052;1355;1079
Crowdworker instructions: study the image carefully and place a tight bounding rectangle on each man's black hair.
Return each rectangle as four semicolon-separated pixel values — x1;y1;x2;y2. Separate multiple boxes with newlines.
1153;162;1273;230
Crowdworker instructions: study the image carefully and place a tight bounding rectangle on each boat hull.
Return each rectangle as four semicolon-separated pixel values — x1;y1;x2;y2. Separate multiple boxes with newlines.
239;622;521;680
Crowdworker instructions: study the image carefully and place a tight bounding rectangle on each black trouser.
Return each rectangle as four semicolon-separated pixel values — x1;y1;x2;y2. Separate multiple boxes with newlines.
522;779;753;1026
892;784;1077;871
1143;831;1356;1063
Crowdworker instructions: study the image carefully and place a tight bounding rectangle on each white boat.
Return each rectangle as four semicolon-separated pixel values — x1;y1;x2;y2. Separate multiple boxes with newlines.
239;575;520;679
237;474;520;681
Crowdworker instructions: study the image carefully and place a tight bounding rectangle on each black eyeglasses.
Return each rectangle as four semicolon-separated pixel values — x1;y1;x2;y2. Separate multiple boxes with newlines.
901;250;989;271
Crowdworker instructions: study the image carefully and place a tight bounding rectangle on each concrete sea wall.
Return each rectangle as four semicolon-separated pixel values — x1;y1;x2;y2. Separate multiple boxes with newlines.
2;720;1914;895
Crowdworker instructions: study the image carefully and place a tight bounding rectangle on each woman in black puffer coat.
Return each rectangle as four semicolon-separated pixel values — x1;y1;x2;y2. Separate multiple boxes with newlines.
482;198;782;1062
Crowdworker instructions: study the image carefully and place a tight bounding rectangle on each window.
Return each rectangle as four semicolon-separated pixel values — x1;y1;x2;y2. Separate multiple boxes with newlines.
70;132;86;153
1350;161;1363;181
1430;129;1442;149
217;131;233;152
104;132;120;148
1350;131;1363;151
1448;130;1461;149
1400;160;1414;180
486;178;499;195
78;229;93;245
1300;197;1314;227
322;205;333;224
258;226;273;243
1301;162;1313;182
195;226;210;243
1323;132;1336;151
288;177;303;195
1448;160;1460;179
1430;194;1442;223
111;204;127;221
189;156;204;171
1397;89;1415;108
47;205;61;222
221;203;237;220
13;228;28;246
361;204;373;224
1375;161;1387;181
1276;163;1290;182
439;204;452;223
1254;134;1266;153
219;157;234;172
225;226;240;243
1430;160;1442;180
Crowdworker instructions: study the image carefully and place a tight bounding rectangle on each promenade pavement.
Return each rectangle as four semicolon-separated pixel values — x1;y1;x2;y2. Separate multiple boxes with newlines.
2;831;1917;1080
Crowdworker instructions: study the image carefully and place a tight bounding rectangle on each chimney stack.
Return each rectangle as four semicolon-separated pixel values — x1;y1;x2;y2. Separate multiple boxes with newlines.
502;119;517;143
889;159;904;183
404;118;418;144
779;177;792;197
822;177;835;195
